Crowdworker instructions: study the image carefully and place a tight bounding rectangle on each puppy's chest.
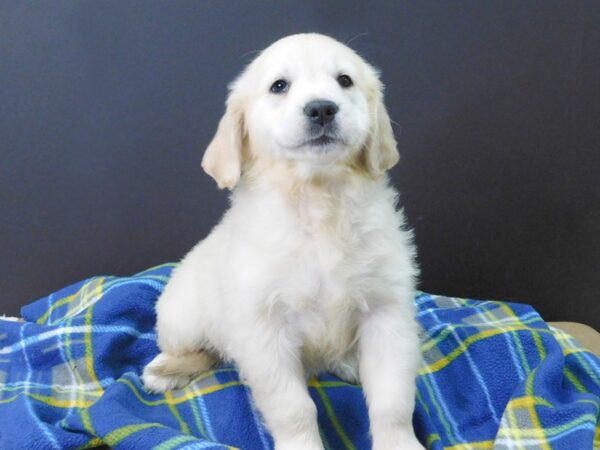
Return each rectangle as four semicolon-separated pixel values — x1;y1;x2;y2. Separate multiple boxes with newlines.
281;245;362;362
282;200;366;302
274;201;372;357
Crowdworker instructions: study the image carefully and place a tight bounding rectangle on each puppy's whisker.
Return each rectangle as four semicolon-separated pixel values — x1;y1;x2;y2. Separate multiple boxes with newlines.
390;119;403;133
345;32;370;46
239;49;261;60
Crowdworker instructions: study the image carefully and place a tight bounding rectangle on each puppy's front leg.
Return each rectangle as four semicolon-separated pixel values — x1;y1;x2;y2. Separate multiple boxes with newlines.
359;305;424;450
234;325;324;450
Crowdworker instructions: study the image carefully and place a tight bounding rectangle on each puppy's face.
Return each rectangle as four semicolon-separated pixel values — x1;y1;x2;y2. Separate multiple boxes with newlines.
202;34;399;189
243;36;371;163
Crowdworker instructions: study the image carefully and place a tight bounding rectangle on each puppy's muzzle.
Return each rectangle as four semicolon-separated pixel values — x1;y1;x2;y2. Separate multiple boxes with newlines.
304;100;339;126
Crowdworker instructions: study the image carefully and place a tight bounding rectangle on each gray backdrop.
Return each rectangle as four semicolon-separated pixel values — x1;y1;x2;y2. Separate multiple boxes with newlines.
1;1;599;328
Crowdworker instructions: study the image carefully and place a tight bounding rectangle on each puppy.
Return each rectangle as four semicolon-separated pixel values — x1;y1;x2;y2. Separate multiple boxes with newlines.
143;33;423;450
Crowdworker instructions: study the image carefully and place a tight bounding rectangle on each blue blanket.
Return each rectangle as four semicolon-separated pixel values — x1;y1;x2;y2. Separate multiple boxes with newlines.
0;263;598;449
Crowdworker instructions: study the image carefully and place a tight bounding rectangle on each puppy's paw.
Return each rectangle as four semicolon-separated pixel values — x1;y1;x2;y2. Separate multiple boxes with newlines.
142;369;192;393
142;353;193;393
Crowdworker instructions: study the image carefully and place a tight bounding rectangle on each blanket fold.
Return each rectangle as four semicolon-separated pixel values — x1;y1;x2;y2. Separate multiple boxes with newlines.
0;264;598;449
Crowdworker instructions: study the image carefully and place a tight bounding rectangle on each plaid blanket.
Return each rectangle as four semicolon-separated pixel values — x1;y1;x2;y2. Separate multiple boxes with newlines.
0;264;599;450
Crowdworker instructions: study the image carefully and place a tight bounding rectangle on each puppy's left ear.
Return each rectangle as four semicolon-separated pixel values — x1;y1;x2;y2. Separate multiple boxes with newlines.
201;91;245;190
362;83;400;178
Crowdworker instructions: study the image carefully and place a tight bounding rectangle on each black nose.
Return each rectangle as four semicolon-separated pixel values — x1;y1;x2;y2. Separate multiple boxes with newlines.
304;100;339;126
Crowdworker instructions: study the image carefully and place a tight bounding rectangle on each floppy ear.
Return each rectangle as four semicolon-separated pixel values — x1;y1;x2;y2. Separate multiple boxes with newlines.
201;93;245;190
362;85;400;178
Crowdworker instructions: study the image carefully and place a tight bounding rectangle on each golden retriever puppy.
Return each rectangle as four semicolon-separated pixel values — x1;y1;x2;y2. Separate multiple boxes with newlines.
143;33;423;450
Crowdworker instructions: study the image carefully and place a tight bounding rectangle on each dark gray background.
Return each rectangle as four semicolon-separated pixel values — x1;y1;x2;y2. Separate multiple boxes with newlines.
1;1;599;327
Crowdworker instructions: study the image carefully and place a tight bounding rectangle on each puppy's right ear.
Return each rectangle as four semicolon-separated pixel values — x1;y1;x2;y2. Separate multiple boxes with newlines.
201;91;245;190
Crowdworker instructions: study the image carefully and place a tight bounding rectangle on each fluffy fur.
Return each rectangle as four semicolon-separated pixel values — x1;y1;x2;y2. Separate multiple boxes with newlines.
143;33;423;450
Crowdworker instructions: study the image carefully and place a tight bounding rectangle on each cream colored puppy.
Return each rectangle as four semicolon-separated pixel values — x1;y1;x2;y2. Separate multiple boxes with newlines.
143;33;423;450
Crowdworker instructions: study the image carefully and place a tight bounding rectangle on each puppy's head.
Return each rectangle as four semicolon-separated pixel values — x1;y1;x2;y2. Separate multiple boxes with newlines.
202;33;399;190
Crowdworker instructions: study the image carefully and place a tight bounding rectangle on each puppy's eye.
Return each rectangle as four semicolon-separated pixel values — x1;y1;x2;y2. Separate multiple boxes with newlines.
270;79;289;94
337;74;353;88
